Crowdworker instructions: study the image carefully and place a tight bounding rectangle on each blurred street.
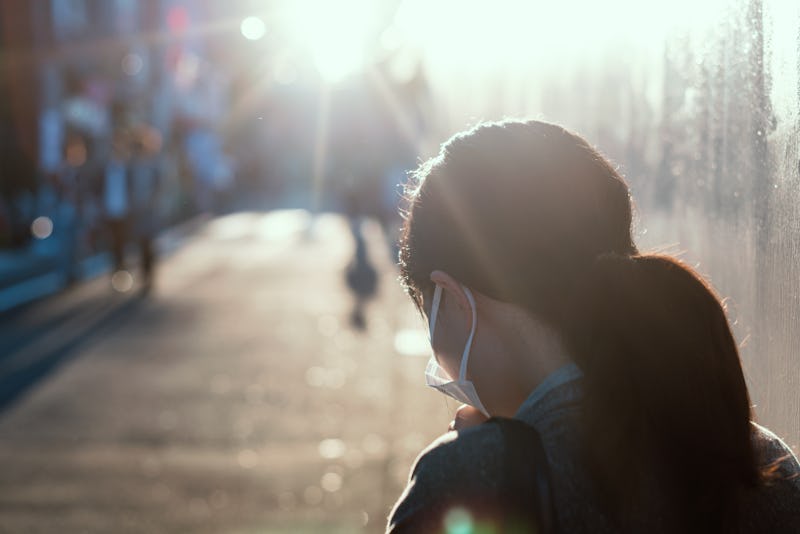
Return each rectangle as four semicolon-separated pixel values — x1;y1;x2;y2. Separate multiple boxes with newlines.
0;211;452;534
0;0;798;532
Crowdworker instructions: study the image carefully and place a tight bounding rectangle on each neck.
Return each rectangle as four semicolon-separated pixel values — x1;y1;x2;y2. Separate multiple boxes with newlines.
484;306;573;417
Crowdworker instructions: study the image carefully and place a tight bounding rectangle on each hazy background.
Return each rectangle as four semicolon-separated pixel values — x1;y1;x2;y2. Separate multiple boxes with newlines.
0;0;797;532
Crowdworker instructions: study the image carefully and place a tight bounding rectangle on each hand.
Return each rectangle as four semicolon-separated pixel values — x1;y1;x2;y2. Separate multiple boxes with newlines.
448;404;490;431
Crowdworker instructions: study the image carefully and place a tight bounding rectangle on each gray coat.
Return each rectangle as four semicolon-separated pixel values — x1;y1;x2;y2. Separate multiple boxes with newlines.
387;365;800;533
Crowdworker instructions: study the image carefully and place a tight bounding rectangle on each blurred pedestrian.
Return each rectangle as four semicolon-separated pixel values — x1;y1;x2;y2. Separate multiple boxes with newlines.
388;120;800;533
102;131;131;279
344;217;377;330
129;126;162;291
184;126;227;214
56;133;93;282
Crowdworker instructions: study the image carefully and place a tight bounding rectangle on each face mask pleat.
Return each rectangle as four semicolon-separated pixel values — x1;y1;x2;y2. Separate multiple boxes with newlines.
425;282;490;417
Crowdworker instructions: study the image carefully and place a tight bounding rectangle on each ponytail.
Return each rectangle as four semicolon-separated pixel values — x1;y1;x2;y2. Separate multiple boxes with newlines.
564;254;760;533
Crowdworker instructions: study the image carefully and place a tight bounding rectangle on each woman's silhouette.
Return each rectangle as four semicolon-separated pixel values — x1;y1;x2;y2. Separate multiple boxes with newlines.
387;120;800;533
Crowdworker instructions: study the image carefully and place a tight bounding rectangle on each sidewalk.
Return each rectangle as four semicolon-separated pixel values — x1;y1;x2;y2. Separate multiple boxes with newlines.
0;211;450;533
0;214;211;315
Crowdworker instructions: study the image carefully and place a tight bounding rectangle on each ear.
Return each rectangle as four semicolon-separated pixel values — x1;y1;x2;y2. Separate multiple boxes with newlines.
430;270;473;329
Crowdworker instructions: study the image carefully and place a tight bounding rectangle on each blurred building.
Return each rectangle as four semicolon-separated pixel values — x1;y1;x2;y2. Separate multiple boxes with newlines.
0;0;232;252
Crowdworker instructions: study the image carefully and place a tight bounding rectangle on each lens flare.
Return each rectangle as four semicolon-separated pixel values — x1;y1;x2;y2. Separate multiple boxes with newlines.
278;0;378;82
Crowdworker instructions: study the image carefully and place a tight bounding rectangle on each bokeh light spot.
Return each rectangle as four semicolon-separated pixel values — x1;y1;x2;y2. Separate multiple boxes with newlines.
240;16;267;41
394;328;431;356
111;270;134;293
121;53;143;76
31;216;53;239
320;471;343;492
318;438;347;459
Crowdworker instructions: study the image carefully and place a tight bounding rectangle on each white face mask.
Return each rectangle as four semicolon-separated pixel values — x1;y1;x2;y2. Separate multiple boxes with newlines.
425;283;490;417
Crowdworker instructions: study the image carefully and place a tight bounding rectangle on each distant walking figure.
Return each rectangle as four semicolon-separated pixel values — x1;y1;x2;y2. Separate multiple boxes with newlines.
388;120;800;533
103;133;131;279
345;219;377;330
102;128;161;293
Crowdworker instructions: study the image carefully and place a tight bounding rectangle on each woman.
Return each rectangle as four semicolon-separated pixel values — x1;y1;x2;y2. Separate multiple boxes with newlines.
387;120;800;533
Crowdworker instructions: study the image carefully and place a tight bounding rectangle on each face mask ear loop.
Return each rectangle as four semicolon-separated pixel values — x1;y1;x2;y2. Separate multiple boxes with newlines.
459;286;477;382
428;284;443;342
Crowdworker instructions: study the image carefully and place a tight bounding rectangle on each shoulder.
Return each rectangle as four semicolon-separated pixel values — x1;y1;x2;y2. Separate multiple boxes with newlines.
740;423;800;533
407;423;506;496
387;424;506;532
751;422;800;478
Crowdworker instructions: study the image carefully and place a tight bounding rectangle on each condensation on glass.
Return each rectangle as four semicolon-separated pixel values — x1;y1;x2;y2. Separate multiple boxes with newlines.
408;0;800;446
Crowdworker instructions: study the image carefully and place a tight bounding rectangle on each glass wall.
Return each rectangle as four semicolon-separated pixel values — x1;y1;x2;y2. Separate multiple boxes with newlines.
401;0;800;445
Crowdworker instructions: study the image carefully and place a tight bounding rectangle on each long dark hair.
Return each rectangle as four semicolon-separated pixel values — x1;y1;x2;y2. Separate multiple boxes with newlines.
398;119;763;531
565;254;760;532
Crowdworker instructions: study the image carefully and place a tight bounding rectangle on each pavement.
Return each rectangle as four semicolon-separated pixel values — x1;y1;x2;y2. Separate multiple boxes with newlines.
0;214;210;314
0;210;456;533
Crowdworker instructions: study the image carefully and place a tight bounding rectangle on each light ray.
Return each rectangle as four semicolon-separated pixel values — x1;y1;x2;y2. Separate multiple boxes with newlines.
366;66;428;157
311;86;331;212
